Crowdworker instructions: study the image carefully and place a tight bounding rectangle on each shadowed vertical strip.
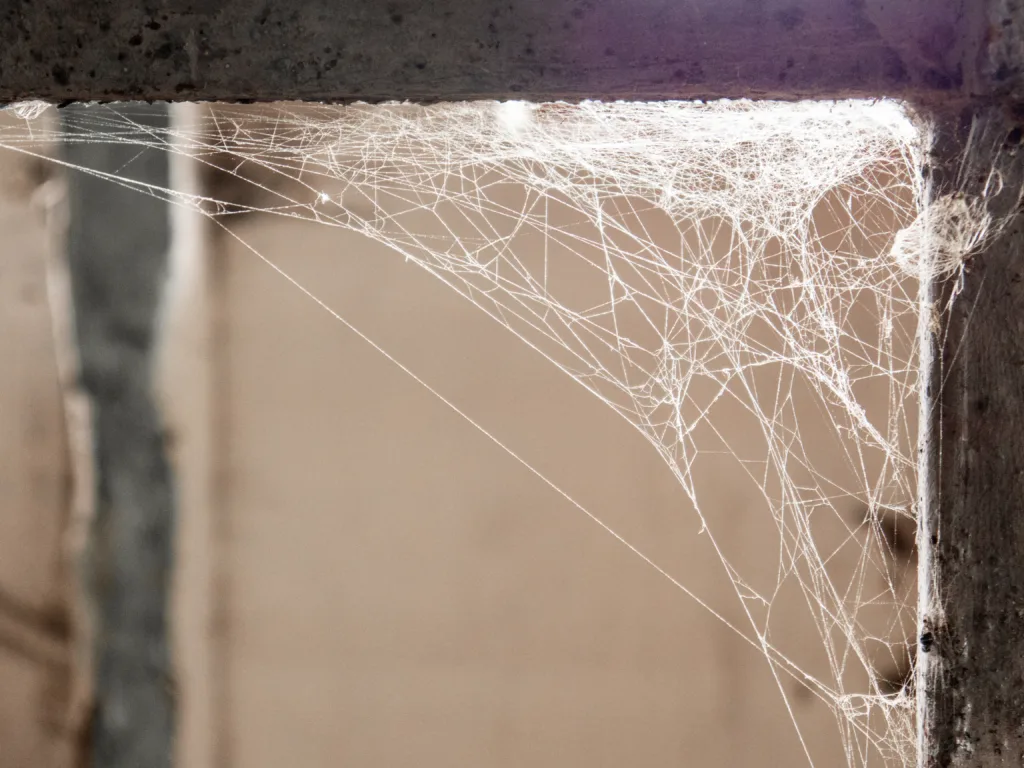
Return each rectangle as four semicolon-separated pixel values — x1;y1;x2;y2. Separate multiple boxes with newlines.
61;103;176;768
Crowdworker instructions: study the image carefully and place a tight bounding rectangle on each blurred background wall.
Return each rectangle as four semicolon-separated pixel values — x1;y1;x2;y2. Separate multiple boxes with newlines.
0;104;913;768
0;117;74;768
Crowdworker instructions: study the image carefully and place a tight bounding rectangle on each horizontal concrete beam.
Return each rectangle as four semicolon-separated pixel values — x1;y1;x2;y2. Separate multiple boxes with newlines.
0;0;1018;105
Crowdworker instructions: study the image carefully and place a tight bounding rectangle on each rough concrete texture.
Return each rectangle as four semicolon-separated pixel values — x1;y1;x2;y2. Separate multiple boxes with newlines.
0;0;999;105
920;107;1024;766
977;0;1024;103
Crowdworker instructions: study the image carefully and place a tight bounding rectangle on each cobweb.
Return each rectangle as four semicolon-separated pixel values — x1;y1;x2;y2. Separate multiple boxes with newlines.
2;98;930;766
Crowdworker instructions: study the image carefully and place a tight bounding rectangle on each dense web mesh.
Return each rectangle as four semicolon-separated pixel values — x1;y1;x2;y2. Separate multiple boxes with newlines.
1;99;929;765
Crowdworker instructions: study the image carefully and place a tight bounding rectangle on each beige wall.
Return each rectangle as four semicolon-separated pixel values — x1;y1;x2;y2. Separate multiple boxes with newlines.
176;162;912;766
0;109;913;768
0;124;73;768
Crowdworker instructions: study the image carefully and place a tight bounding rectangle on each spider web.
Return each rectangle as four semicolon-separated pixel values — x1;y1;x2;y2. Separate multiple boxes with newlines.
2;98;931;766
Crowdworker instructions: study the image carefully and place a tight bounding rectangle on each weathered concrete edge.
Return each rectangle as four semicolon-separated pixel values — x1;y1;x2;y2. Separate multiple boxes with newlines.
912;1;1024;764
0;0;1007;108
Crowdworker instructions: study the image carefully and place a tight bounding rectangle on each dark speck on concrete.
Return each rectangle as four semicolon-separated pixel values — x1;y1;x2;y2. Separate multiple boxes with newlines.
923;68;955;90
775;7;805;31
921;631;934;653
51;63;69;86
883;49;909;83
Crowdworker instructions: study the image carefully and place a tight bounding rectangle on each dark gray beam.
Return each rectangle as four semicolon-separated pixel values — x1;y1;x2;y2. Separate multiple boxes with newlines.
909;4;1024;766
62;103;175;768
0;0;1010;105
919;106;1024;768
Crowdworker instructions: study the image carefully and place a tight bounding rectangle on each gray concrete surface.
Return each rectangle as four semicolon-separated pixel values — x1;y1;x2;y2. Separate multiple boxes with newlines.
0;0;1005;106
919;106;1024;767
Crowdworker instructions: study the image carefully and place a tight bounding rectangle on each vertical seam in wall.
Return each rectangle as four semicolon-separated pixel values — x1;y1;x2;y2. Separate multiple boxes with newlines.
209;221;234;768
